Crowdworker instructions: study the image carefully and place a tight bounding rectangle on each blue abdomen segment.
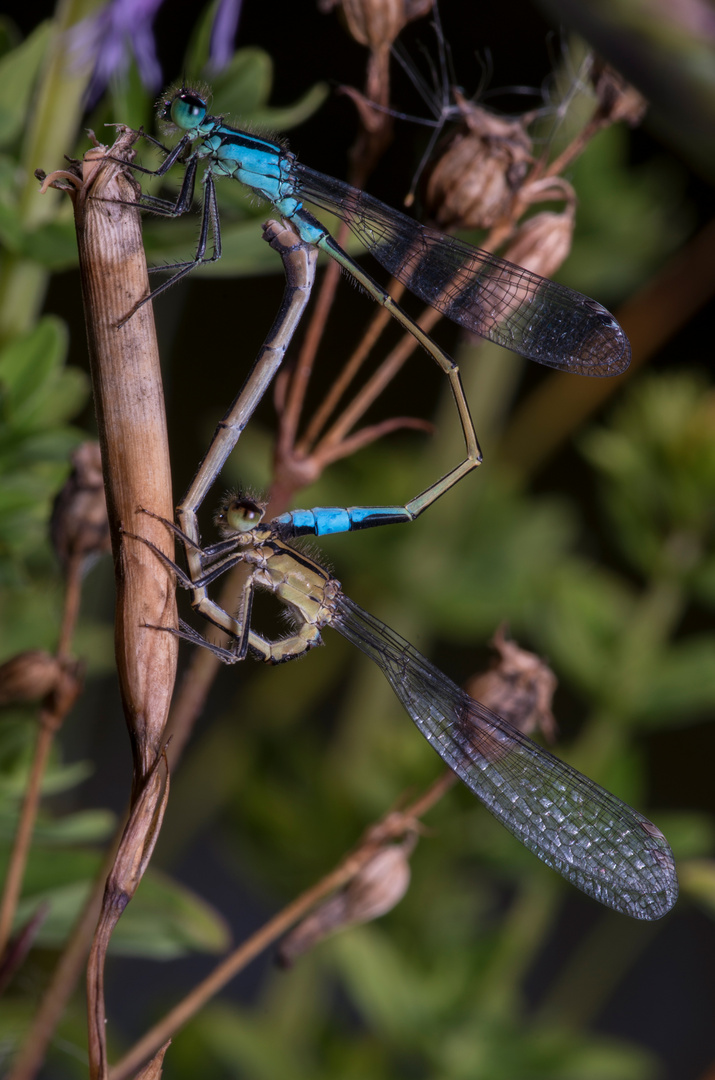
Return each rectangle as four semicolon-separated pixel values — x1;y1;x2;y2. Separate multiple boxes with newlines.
275;506;413;537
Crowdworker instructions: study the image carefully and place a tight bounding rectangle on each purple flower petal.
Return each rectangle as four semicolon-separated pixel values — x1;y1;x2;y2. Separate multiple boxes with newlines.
209;0;243;70
69;0;165;106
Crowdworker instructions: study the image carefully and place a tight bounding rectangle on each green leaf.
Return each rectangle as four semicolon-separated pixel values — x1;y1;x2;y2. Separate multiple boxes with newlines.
211;49;275;117
0;22;51;147
210;48;328;131
0;798;115;846
12;864;231;957
581;374;715;581
22;217;79;270
183;0;217;77
0;191;24;251
635;635;715;726
0;316;67;415
104;57;157;134
109;867;231;957
0;845;98;893
30;808;116;845
144;216;276;278
144;202;341;279
332;929;439;1038
192;999;316;1080
1;758;93;799
680;858;715;918
248;83;330;133
653;812;715;859
565;125;691;302
0;316;88;561
0;18;22;62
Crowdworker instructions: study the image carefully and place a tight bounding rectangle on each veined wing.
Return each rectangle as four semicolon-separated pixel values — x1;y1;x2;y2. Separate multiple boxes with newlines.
331;594;677;920
295;165;630;377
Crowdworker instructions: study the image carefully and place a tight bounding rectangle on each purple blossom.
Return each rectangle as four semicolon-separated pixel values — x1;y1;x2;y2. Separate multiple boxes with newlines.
70;0;243;108
69;0;164;106
210;0;244;70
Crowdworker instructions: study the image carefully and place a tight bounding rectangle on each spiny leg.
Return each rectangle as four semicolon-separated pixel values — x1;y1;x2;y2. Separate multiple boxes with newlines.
129;516;325;666
117;166;222;325
317;231;483;520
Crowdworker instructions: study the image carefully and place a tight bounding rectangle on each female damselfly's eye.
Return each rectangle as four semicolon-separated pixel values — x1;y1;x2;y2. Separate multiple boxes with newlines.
225;498;264;533
170;92;207;131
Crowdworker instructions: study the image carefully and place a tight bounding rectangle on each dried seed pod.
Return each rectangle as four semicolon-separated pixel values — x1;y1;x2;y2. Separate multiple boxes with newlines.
501;203;575;281
422;95;533;230
321;0;434;52
278;838;415;966
0;650;64;706
590;58;648;127
323;0;434;166
51;441;110;571
466;625;557;740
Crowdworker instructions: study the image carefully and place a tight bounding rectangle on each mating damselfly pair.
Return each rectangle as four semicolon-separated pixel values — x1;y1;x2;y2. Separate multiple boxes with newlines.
120;84;676;920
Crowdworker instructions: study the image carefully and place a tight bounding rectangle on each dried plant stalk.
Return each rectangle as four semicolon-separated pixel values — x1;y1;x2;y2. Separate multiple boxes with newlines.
38;129;178;1080
72;134;177;782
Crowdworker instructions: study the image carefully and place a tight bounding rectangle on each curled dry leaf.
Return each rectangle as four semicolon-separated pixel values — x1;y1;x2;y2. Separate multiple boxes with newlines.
0;902;50;996
502;207;575;280
51;440;110;571
423;93;534;230
465;625;557;741
278;836;416;966
132;1039;172;1079
590;57;648;127
0;650;65;706
321;0;434;52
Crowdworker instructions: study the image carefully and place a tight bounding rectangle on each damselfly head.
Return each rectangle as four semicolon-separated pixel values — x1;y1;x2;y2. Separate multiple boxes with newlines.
215;493;267;536
157;82;212;132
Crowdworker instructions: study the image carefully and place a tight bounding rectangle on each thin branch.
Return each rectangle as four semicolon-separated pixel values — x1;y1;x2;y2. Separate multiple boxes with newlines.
107;772;457;1080
0;717;63;957
7;831;123;1080
318;304;442;451
312;415;434;469
297;296;397;452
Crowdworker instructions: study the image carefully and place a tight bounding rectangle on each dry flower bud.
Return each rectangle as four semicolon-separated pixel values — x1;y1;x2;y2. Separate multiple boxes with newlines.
132;1042;171;1080
51;441;110;570
0;650;64;706
321;0;433;52
590;57;648;127
502;205;575;281
278;838;415;966
466;625;557;740
0;902;49;995
423;96;533;230
48;660;84;721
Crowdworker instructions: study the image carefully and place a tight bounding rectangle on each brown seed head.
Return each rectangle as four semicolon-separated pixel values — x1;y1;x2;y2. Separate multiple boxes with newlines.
590;57;648;127
277;838;414;966
321;0;434;52
0;650;64;706
51;441;110;571
422;95;533;230
466;625;557;740
502;198;575;281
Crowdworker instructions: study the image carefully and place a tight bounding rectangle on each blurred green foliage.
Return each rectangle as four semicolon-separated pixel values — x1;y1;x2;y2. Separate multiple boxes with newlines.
0;2;713;1079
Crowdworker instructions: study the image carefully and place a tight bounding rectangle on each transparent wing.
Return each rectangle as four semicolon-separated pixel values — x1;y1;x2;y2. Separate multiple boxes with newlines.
295;165;630;377
332;594;677;920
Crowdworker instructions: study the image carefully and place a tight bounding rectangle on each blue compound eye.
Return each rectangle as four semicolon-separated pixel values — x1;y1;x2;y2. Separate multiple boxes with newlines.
170;92;207;130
